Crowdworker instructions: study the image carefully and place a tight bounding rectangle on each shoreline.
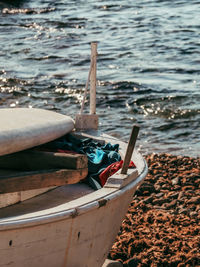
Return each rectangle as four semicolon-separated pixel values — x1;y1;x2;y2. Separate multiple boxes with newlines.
108;153;200;266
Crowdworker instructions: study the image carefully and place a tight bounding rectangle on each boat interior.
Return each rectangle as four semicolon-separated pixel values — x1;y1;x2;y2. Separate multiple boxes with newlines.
0;130;147;224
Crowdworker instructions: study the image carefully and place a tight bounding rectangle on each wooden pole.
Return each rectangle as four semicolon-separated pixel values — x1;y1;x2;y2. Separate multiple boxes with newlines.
121;125;140;174
90;42;97;114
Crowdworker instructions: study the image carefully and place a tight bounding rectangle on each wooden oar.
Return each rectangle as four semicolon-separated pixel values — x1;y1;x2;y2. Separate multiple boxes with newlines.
0;168;88;194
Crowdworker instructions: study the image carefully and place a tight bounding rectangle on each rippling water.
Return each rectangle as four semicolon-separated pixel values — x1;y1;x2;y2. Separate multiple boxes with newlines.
0;0;199;157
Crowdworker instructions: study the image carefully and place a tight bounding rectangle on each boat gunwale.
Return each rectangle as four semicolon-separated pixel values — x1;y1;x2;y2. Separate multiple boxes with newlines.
0;157;148;231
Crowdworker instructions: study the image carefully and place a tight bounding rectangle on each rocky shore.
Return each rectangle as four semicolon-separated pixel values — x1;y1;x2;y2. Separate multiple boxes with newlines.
108;153;200;266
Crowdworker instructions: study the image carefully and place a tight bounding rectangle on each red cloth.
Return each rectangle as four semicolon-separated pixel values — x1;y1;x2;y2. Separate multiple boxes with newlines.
99;160;136;186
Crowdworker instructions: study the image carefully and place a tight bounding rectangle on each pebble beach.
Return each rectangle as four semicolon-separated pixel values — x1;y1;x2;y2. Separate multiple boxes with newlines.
1;1;200;266
108;153;200;266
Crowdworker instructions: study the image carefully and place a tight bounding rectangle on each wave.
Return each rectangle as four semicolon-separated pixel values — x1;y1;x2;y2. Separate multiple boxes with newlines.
2;7;55;14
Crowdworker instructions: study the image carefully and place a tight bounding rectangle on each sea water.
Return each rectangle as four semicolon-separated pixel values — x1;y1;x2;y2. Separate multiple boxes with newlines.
0;0;199;157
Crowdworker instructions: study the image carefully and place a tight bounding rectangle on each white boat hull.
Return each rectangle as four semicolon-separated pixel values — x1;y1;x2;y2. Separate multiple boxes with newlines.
0;134;148;267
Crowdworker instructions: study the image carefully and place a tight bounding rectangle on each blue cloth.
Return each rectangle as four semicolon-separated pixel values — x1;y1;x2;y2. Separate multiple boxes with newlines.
40;134;121;189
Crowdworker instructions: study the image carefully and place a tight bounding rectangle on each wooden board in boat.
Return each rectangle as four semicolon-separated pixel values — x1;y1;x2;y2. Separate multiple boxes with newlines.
0;168;88;194
0;108;75;156
0;150;88;171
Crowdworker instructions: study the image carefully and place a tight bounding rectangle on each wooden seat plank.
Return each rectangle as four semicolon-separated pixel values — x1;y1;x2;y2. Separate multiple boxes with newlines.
0;168;88;194
0;150;88;171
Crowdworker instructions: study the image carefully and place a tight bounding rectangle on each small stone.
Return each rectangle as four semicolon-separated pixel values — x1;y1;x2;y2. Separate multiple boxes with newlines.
168;192;179;199
155;184;161;192
155;192;164;198
172;177;179;185
187;196;200;205
163;199;177;210
189;211;198;218
178;191;184;200
102;259;123;267
152;198;167;205
161;184;171;190
173;185;181;191
178;208;188;215
143;196;153;204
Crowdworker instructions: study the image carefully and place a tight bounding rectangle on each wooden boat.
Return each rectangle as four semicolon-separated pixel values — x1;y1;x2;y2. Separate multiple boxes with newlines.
0;43;148;267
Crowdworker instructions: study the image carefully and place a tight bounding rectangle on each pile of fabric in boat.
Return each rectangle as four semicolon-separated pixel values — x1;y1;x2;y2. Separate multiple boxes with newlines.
40;133;135;190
